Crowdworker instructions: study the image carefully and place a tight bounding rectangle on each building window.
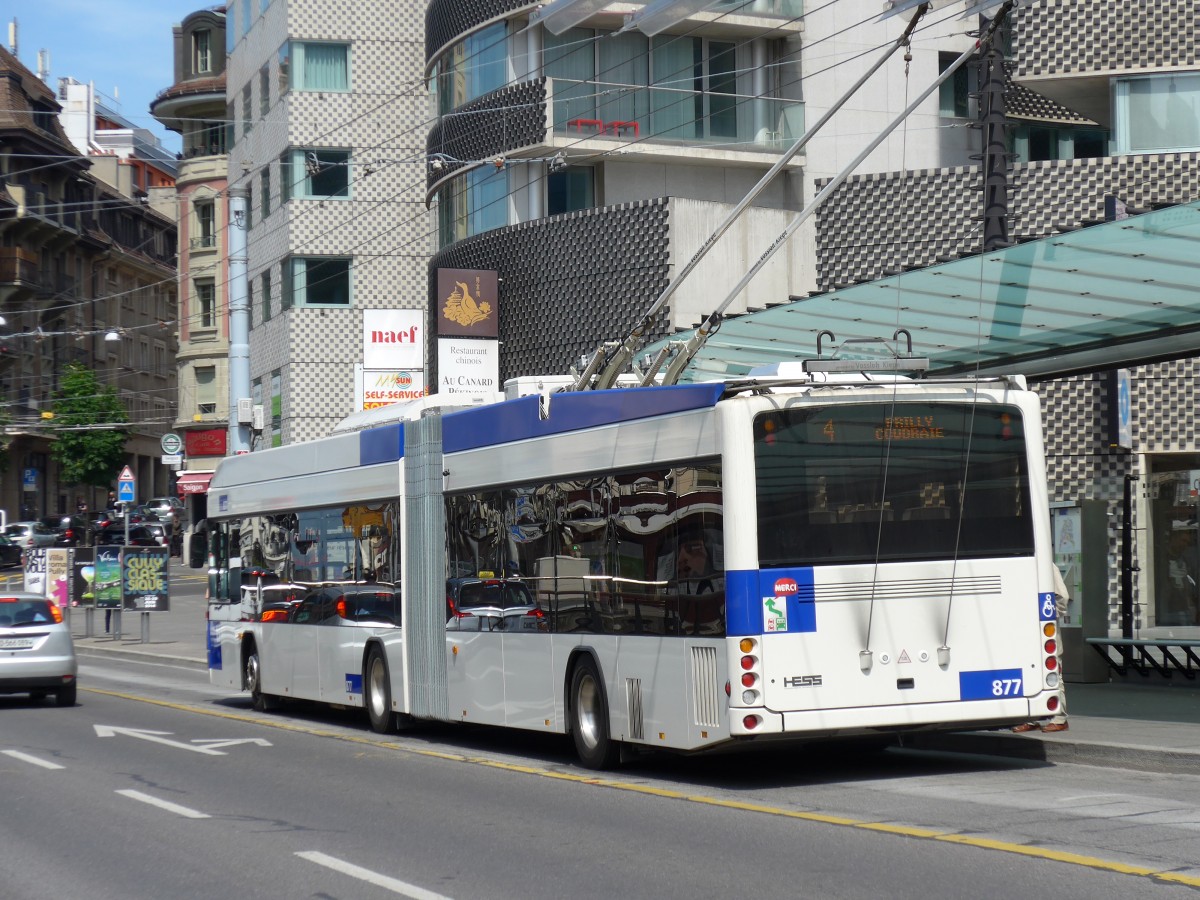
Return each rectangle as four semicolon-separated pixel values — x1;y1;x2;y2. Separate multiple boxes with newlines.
242;82;253;136
938;51;977;118
283;256;352;307
260;64;270;117
260;167;271;219
1115;74;1200;153
195;280;216;328
196;365;216;414
271;370;282;447
280;148;351;201
261;270;272;323
437;167;508;247
548;166;594;216
278;41;350;93
194;200;215;249
435;22;507;116
227;100;236;147
226;1;236;54
193;30;212;75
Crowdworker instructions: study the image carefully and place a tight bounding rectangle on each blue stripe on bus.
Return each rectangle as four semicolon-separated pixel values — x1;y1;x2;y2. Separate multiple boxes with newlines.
345;673;363;695
442;383;726;454
207;621;222;669
359;422;405;465
726;567;817;636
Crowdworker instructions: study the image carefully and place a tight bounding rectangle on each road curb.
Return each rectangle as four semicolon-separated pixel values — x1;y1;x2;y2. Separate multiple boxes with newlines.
76;644;208;671
902;730;1200;776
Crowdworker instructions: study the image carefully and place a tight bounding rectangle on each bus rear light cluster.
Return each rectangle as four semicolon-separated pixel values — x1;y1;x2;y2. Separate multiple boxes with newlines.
1047;695;1059;712
743;715;761;730
1045;655;1057;671
1044;639;1057;655
738;638;761;706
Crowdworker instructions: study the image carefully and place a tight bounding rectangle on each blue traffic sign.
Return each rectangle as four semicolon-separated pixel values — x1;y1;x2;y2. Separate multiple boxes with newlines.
117;481;135;503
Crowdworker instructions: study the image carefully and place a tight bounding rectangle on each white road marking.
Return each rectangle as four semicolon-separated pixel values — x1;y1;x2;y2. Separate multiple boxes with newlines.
115;789;210;819
296;851;453;899
2;749;64;770
95;724;226;755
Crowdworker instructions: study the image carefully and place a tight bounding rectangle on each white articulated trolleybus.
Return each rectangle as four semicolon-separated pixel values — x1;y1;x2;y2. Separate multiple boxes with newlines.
203;360;1062;768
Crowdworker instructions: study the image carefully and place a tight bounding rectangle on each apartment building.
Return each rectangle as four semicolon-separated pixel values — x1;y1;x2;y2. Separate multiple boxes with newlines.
152;5;233;506
225;0;431;444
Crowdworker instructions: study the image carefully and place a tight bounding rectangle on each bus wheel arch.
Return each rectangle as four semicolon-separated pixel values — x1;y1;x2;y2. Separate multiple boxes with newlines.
567;650;620;770
363;642;397;734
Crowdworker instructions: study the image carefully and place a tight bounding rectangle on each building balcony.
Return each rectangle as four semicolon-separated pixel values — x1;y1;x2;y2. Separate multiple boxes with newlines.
0;248;39;293
548;78;804;154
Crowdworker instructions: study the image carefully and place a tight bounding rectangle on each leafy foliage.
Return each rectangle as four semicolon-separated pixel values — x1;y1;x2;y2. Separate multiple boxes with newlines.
49;364;130;488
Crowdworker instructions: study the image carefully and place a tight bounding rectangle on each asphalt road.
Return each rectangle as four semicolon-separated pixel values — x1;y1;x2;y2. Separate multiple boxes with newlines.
1;653;1198;899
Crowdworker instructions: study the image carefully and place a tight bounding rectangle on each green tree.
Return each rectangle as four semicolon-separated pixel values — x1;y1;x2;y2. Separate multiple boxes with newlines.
49;364;130;488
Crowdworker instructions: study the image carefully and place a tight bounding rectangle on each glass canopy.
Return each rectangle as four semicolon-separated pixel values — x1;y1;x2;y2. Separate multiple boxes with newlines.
643;200;1200;382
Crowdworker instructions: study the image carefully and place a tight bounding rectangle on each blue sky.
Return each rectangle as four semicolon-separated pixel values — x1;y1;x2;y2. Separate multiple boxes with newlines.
8;0;209;154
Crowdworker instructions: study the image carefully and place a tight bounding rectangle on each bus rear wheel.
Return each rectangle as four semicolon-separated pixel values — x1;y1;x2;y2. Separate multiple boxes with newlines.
570;657;619;770
365;647;396;734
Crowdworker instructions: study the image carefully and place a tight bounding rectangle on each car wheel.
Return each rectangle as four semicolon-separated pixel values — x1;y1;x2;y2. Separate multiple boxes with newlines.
569;656;620;769
55;683;77;707
246;651;279;711
364;646;395;734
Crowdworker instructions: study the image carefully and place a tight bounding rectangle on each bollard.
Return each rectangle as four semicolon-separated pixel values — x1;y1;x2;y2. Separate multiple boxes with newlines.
84;606;94;638
140;611;150;643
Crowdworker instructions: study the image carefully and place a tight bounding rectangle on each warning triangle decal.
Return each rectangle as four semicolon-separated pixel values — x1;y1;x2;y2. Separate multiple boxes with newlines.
897;649;911;664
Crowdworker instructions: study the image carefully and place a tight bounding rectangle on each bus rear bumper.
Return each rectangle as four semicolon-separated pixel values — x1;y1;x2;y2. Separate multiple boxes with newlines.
730;695;1050;737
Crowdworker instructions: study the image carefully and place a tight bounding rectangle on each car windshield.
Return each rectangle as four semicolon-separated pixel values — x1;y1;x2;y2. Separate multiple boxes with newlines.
457;580;534;609
0;598;56;627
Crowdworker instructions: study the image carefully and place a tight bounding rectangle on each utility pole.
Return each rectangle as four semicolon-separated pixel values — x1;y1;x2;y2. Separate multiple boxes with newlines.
227;188;251;454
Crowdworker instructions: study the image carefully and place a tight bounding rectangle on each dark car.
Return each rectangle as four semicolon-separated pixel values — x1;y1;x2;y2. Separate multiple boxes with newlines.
291;583;400;626
39;515;90;548
0;535;22;569
93;525;159;547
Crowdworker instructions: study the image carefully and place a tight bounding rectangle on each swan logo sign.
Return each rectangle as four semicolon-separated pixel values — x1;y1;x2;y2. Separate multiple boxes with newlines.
437;268;498;337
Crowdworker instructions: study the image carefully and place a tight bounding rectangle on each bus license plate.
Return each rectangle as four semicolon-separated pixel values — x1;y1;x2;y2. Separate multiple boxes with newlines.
959;668;1023;700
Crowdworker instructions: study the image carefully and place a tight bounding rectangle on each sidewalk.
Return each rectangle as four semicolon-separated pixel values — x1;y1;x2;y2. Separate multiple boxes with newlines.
68;574;1200;774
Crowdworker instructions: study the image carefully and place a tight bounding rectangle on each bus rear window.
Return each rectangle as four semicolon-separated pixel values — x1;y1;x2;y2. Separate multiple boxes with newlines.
754;402;1034;566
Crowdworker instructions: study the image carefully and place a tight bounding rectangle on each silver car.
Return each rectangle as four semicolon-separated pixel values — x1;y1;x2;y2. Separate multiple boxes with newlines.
0;593;78;705
4;521;58;551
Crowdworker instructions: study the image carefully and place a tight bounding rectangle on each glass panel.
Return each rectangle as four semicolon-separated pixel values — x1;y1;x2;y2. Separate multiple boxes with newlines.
651;35;698;139
469;166;508;234
545;28;597;129
1148;460;1200;627
706;41;737;139
596;32;648;126
1118;74;1200;153
548;166;594;215
754;403;1034;565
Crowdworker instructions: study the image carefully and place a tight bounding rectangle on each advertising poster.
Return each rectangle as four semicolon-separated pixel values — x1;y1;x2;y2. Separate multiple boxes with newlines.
436;269;498;338
94;546;123;609
46;549;71;610
123;546;170;611
23;547;46;595
73;548;95;607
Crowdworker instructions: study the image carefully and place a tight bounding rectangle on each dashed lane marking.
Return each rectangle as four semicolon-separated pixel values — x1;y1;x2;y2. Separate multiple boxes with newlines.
2;749;65;770
86;686;1200;889
296;851;452;899
115;788;210;819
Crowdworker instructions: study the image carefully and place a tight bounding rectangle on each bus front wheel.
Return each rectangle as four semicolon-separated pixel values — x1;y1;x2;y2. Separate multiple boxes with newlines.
365;647;396;734
246;651;278;712
569;657;619;770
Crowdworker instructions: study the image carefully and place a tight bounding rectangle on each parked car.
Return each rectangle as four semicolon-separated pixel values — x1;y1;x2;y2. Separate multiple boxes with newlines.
93;525;160;547
445;575;543;632
39;515;90;548
0;592;77;706
142;521;183;557
4;522;58;551
0;535;22;569
141;497;185;526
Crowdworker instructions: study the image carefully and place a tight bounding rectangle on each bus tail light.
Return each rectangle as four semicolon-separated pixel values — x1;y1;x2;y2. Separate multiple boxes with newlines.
743;715;761;730
740;655;757;670
1045;655;1057;671
741;673;756;687
1047;695;1059;712
1044;639;1057;654
1043;622;1056;637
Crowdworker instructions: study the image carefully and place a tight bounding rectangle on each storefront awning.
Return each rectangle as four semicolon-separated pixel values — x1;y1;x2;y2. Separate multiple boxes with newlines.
175;471;214;495
643;200;1200;382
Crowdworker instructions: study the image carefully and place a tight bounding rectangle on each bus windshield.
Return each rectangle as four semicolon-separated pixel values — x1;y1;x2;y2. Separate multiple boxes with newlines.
754;401;1034;566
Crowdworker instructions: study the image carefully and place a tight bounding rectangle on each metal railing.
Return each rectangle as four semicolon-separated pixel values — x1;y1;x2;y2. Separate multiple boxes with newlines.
548;78;803;151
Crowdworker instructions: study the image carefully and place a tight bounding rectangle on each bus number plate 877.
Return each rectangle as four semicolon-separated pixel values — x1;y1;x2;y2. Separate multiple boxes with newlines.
958;669;1023;701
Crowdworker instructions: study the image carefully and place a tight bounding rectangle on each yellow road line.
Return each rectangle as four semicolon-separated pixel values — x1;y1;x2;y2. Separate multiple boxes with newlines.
84;686;1200;888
